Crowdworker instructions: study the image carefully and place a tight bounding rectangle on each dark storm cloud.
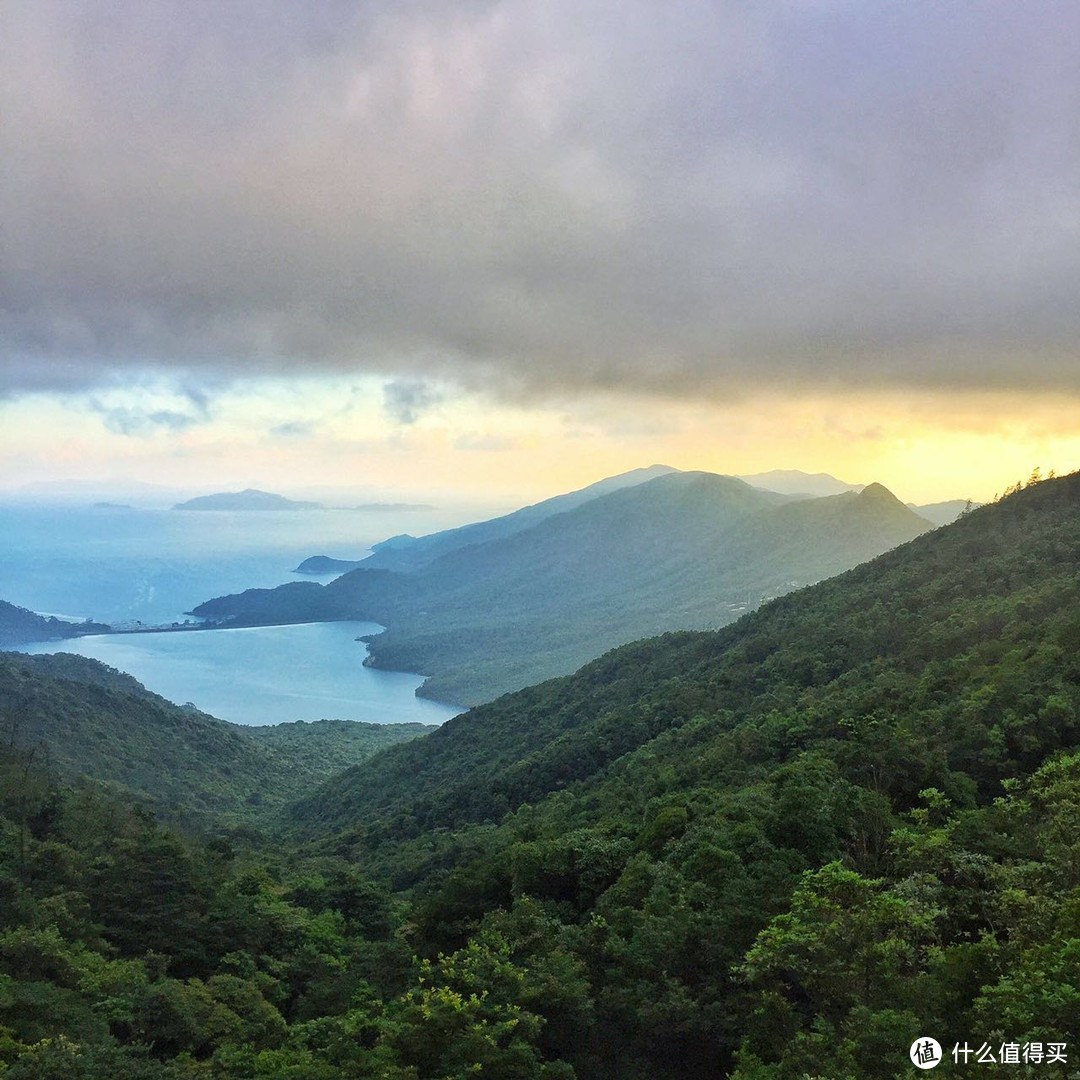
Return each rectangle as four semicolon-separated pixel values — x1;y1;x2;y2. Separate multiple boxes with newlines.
3;0;1078;399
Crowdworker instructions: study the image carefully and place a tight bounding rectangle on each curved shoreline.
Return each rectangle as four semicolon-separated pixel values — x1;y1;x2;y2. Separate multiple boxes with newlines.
12;619;465;720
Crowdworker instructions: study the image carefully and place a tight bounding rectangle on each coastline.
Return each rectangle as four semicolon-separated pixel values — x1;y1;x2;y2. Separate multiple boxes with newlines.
9;618;465;721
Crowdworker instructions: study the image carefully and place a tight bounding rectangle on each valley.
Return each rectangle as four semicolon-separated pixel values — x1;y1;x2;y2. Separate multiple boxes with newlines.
2;470;1076;1077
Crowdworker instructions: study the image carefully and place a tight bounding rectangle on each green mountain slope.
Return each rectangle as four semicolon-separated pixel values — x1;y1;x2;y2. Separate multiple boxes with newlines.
292;473;1077;841
242;717;435;778
359;463;680;572
193;472;931;704
2;473;1077;1079
274;470;1080;1077
0;651;435;820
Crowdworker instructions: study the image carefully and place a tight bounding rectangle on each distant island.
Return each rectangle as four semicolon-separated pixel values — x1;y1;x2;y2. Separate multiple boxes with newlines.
173;489;436;512
173;488;322;511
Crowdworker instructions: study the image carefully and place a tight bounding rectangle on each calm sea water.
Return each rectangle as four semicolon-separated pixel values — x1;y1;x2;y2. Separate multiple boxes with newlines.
1;502;469;724
17;622;460;727
0;502;468;624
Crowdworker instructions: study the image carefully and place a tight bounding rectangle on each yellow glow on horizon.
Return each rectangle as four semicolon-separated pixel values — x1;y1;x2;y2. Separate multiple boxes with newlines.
501;387;1080;505
3;380;1079;507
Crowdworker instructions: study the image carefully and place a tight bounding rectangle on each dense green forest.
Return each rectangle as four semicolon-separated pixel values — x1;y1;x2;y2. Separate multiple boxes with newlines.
193;472;931;704
1;472;1077;1077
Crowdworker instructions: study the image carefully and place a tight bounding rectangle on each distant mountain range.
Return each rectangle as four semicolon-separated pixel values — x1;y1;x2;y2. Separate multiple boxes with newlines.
741;469;976;522
192;468;934;705
289;471;1076;848
738;468;863;497
907;498;978;526
294;555;369;575
293;469;968;577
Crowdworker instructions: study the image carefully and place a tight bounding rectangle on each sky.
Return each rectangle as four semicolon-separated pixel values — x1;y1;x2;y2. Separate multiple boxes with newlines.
2;0;1079;505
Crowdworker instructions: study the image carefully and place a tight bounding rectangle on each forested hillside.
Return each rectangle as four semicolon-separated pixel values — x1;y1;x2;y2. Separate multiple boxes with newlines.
356;464;679;573
1;472;1076;1078
194;472;931;704
0;652;434;821
283;469;1079;1077
289;468;1080;846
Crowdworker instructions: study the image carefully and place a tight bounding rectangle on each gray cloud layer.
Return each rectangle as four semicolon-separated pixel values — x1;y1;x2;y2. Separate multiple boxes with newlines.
3;0;1078;399
383;378;444;425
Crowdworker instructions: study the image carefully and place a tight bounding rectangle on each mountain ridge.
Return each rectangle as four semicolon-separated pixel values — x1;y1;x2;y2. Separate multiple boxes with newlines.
269;471;1080;1077
287;468;1080;849
738;467;863;496
358;463;680;572
192;471;932;703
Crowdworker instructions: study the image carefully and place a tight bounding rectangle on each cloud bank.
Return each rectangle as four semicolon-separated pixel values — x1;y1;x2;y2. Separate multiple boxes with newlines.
3;0;1078;400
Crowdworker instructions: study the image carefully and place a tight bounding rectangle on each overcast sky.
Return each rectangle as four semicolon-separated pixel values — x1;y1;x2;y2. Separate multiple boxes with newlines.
2;0;1078;502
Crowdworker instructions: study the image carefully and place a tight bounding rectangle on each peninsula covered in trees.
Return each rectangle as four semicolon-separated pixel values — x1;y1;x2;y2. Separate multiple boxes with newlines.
193;470;934;704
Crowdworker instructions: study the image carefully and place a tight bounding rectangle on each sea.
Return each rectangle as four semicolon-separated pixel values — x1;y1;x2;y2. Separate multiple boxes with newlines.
1;501;470;726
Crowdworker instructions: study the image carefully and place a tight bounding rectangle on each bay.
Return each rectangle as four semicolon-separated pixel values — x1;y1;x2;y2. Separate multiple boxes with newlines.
1;502;472;725
16;622;462;727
